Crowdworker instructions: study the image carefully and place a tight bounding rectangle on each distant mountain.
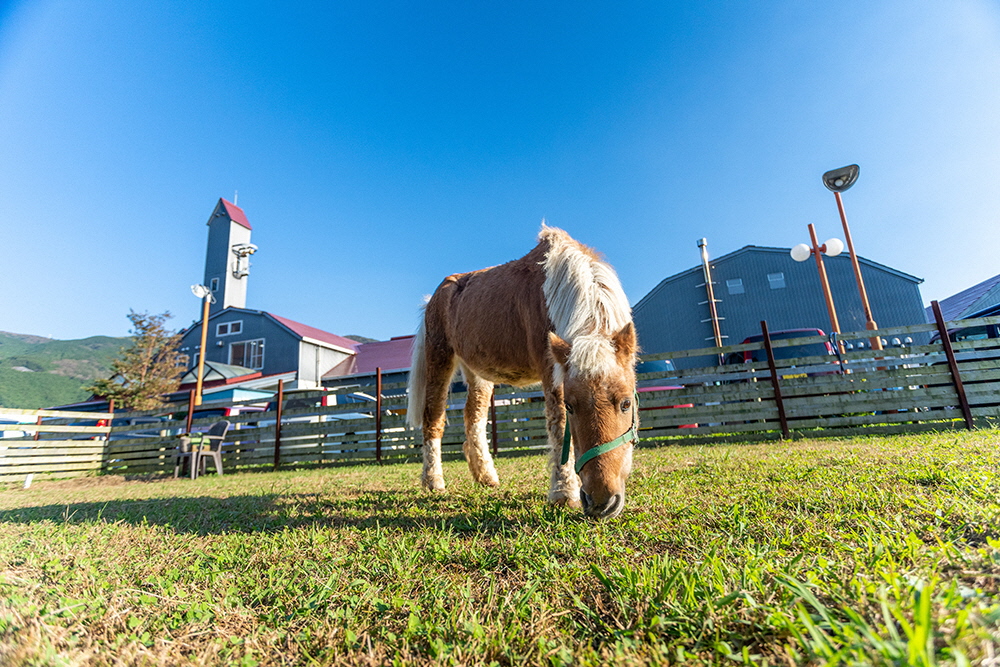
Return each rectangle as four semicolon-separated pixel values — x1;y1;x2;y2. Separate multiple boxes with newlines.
0;331;127;409
343;334;379;344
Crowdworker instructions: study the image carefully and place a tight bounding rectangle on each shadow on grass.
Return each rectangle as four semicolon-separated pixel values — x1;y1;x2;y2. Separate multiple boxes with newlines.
0;489;582;536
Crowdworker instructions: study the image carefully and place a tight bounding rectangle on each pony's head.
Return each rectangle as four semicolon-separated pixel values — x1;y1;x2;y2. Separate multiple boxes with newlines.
549;322;638;519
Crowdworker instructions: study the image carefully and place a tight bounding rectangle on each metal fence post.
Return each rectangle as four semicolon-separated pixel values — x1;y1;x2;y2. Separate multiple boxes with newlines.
273;380;284;469
376;367;383;464
931;300;974;430
760;321;790;439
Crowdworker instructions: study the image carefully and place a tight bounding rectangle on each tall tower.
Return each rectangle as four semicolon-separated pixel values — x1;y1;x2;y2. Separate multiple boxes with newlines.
204;198;257;316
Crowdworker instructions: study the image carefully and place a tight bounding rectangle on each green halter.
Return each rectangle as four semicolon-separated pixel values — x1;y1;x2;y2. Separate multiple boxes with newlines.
560;391;639;474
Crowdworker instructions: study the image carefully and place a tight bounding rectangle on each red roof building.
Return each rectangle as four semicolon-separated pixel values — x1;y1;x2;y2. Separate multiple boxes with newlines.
323;335;414;380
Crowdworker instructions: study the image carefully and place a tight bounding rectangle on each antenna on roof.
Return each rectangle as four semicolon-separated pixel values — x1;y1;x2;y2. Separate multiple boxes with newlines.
233;190;238;205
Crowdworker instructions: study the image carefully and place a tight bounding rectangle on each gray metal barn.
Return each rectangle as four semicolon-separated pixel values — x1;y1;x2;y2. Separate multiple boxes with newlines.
633;245;926;368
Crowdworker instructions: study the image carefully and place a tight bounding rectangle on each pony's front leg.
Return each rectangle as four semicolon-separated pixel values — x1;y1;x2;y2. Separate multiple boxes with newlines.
544;384;581;508
460;364;499;487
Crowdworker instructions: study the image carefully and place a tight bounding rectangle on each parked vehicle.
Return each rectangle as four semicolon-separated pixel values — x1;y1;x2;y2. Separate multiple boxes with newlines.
260;388;375;427
736;328;834;364
108;415;173;441
0;413;35;439
635;359;696;428
931;322;1000;344
173;405;267;432
256;388;376;453
35;400;114;440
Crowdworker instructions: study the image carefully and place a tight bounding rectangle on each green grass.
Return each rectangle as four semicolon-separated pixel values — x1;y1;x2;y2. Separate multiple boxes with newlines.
1;432;999;665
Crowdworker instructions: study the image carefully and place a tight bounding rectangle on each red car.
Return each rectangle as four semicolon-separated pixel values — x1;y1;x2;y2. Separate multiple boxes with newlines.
635;359;696;428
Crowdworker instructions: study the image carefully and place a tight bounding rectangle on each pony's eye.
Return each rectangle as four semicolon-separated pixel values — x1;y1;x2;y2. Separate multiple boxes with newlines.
565;403;574;415
620;398;632;413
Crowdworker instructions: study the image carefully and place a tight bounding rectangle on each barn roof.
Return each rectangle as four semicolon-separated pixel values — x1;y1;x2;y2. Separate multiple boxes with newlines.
268;313;358;353
323;335;415;379
928;273;1000;322
635;245;923;313
178;308;358;355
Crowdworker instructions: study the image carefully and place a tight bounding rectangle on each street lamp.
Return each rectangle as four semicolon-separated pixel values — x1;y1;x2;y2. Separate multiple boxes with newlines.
791;225;844;337
190;284;215;406
822;164;883;351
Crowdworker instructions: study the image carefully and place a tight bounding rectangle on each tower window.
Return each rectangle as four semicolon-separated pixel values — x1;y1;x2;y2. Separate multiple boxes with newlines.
210;278;220;292
768;272;786;289
217;321;243;336
726;278;744;295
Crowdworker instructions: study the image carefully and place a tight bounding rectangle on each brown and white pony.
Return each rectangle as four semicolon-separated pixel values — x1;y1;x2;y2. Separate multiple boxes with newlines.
407;225;638;519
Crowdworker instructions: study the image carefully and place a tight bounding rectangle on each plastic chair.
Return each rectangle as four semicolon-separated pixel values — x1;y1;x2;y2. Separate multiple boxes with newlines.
173;420;230;479
196;419;231;477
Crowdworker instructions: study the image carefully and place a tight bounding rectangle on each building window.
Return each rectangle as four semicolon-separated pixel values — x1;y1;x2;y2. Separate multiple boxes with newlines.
191;352;199;369
230;339;265;369
768;272;786;289
726;278;745;295
210;278;220;292
217;321;243;336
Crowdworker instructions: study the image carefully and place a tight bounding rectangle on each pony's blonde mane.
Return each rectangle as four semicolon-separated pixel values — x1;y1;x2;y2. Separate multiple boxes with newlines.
540;225;632;377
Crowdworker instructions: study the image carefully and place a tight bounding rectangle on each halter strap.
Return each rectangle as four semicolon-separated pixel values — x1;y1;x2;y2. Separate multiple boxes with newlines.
560;391;638;474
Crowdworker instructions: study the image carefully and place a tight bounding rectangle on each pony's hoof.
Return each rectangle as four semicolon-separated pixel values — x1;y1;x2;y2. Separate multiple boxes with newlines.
549;495;582;509
475;474;500;488
422;477;446;493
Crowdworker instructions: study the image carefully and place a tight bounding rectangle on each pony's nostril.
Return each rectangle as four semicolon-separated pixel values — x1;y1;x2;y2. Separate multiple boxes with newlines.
584;493;624;519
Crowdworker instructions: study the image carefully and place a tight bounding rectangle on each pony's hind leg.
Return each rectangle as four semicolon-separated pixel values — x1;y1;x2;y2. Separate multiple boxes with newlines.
420;341;456;494
459;363;500;487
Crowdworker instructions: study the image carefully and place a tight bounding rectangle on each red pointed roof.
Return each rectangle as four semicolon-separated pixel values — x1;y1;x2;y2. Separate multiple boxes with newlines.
267;313;358;353
218;198;252;230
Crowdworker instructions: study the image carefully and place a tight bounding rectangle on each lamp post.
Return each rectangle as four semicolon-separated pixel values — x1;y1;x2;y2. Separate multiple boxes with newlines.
190;284;214;406
822;164;882;351
697;238;725;366
791;225;845;336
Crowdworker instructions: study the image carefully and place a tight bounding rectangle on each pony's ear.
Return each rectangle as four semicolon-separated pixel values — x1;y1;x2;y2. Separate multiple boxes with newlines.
612;322;638;364
548;331;572;367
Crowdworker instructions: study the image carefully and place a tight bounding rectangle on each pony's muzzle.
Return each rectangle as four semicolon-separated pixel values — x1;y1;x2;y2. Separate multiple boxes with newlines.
580;490;625;519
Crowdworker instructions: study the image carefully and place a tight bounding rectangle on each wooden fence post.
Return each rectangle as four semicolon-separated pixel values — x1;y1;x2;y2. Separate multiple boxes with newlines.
760;321;790;439
490;388;498;457
931;300;974;430
375;367;383;464
273;380;284;469
185;390;195;434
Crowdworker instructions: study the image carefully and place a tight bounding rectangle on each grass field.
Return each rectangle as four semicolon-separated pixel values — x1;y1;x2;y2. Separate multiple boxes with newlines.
1;431;999;666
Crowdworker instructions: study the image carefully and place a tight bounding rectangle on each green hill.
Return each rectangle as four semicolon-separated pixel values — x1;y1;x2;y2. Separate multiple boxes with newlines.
0;331;127;409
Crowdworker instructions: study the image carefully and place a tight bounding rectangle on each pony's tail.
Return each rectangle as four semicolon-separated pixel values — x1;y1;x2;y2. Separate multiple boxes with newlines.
406;311;428;430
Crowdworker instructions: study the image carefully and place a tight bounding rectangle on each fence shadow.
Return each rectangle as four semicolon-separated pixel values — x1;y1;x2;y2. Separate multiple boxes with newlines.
0;489;580;536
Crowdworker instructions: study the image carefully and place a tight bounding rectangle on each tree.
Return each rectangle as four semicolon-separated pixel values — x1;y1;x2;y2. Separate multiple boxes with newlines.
87;311;187;411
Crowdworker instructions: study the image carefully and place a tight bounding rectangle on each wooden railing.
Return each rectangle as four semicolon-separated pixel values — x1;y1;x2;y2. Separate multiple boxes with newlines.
3;313;1000;484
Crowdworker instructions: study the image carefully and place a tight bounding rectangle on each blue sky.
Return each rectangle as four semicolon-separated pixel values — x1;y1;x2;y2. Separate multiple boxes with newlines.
1;1;999;341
